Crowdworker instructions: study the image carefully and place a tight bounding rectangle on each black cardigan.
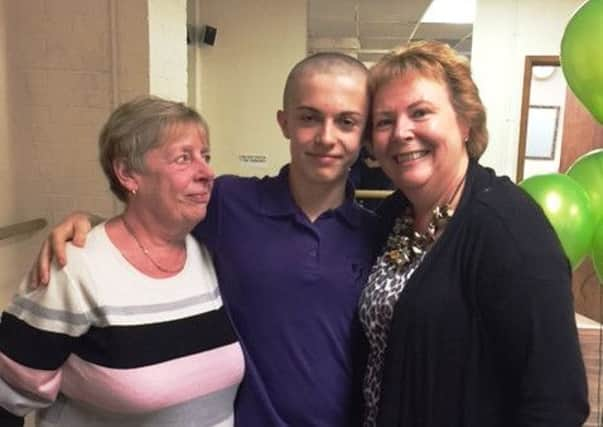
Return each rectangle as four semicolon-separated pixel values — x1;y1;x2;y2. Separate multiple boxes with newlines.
374;161;589;426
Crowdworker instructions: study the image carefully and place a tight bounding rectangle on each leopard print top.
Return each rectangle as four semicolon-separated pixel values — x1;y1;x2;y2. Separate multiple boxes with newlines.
358;250;426;427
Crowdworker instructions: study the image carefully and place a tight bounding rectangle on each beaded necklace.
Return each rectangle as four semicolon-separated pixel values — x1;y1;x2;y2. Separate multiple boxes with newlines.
383;175;466;272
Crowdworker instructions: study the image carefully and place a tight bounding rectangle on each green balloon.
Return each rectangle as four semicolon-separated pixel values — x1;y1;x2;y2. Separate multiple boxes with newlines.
561;0;603;124
567;148;603;226
519;173;595;269
593;222;603;284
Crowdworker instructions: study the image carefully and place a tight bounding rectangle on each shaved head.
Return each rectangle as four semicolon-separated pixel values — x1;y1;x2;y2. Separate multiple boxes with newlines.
282;52;368;110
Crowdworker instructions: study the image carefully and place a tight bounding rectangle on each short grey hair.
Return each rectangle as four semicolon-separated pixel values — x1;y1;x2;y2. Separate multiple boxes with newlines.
98;96;209;202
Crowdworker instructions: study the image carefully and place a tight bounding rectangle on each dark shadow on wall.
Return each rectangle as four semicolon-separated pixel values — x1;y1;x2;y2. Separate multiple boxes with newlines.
351;147;394;211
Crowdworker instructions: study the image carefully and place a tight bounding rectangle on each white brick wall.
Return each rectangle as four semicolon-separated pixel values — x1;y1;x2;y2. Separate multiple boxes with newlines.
149;0;188;101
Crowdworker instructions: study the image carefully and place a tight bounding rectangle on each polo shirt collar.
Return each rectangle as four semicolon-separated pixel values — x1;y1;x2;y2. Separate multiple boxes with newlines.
259;165;298;217
260;164;363;228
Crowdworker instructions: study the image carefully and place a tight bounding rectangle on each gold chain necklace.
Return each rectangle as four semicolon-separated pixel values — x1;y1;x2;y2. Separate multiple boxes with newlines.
383;174;466;272
121;216;186;274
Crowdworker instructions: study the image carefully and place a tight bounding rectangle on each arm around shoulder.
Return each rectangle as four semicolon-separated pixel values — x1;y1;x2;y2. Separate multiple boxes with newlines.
35;210;102;286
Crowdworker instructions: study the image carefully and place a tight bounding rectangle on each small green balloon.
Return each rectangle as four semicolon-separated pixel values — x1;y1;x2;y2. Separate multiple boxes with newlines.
567;148;603;225
519;173;595;269
592;222;603;284
561;0;603;124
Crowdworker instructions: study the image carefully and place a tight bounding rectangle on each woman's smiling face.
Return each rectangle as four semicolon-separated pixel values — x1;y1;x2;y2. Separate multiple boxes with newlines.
371;71;469;196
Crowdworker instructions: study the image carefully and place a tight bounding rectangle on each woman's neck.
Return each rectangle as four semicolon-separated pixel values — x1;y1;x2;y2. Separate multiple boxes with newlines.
407;163;468;233
121;205;188;246
105;207;188;278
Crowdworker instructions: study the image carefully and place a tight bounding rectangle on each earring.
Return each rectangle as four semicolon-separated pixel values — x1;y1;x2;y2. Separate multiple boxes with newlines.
130;188;137;196
463;135;469;143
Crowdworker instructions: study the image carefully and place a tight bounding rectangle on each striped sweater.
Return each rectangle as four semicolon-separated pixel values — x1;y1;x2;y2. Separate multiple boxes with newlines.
0;224;244;426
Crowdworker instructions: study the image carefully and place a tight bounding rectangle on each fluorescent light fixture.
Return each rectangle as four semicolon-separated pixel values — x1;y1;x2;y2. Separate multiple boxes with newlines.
422;0;476;24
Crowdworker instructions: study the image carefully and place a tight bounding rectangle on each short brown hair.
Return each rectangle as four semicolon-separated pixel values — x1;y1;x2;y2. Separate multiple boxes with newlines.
369;40;488;159
99;96;209;202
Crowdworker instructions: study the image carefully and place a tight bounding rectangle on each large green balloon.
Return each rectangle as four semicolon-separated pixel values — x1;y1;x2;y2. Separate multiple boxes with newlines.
567;149;603;226
519;173;595;269
561;0;603;124
593;222;603;284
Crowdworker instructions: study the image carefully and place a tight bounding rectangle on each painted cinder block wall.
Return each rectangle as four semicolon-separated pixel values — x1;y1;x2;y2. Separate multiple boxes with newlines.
0;0;187;310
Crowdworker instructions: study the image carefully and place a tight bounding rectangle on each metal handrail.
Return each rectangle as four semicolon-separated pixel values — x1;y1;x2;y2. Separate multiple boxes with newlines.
0;218;47;241
355;189;394;200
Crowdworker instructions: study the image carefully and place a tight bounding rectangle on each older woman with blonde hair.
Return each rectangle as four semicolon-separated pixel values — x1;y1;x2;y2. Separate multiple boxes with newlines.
359;41;589;426
0;96;244;426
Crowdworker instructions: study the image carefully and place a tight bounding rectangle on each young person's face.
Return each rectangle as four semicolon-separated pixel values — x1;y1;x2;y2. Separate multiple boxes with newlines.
277;71;368;188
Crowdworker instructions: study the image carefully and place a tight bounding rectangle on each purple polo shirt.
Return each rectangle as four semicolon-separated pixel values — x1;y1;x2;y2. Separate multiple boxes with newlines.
192;166;377;426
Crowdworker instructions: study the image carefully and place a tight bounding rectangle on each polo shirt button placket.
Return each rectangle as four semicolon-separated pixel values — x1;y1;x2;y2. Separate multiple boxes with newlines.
309;239;320;270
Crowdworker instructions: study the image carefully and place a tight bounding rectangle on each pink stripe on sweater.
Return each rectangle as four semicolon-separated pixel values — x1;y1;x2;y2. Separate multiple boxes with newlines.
0;352;62;401
61;342;244;413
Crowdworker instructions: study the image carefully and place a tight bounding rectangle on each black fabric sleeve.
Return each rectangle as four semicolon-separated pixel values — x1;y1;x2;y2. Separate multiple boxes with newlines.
470;196;589;426
0;408;24;427
374;191;406;252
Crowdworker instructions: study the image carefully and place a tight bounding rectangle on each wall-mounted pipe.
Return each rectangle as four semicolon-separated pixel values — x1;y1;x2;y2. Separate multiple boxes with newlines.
0;218;47;241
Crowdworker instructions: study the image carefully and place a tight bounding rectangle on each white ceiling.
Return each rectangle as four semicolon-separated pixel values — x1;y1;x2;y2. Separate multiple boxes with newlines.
307;0;473;63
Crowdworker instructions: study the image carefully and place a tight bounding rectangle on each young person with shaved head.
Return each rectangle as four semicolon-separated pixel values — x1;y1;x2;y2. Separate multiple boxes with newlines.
32;53;378;426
